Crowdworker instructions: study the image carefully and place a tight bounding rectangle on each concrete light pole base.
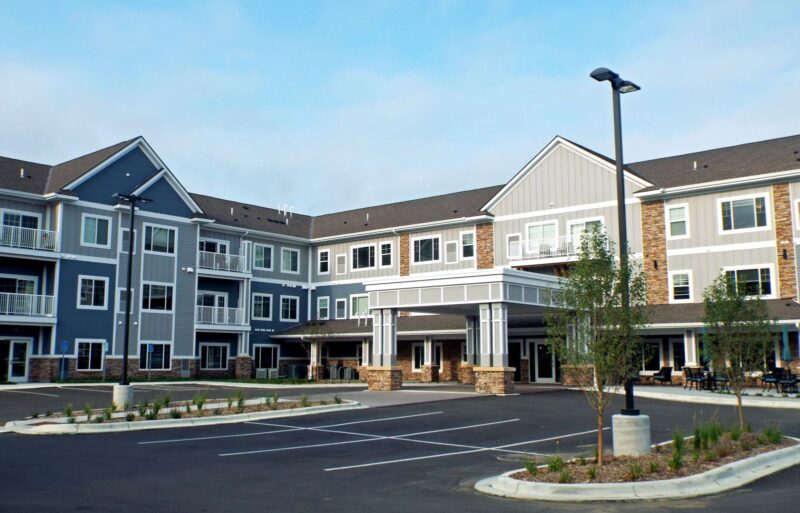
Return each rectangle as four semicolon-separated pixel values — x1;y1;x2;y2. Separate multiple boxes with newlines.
112;384;135;410
612;414;651;457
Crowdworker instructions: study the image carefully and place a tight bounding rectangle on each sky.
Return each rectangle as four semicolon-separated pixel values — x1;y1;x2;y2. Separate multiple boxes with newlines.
0;0;799;215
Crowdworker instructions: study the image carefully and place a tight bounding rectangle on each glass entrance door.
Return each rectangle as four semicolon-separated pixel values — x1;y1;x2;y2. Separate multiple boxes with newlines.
7;340;29;382
528;339;556;383
254;345;279;371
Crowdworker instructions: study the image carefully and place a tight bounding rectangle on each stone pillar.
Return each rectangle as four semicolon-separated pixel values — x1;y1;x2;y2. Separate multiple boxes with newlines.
773;183;798;299
642;200;669;304
478;304;493;367
473;366;515;394
235;355;253;380
474;303;514;394
459;363;475;385
367;309;402;390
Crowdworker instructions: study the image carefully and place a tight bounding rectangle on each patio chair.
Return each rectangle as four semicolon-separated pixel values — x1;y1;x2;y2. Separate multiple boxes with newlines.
653;367;673;385
713;373;730;391
683;367;704;390
778;369;798;393
761;369;782;392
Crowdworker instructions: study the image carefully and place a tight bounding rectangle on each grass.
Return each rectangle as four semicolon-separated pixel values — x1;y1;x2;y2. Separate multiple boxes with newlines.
524;460;538;475
546;456;564;473
627;461;643;481
299;393;311;408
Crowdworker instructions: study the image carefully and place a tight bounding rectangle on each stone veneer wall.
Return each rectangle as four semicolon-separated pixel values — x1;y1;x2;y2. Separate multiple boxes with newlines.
473;367;514;394
476;223;494;270
773;183;798;299
29;358;199;382
400;232;410;276
641;200;668;304
366;367;403;391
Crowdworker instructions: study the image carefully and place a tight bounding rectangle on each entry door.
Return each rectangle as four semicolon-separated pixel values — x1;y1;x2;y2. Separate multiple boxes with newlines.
528;339;556;383
254;345;279;371
508;340;522;382
7;340;29;383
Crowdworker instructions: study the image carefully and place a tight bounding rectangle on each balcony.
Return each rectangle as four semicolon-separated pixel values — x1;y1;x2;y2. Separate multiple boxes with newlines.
0;225;59;252
0;292;55;319
197;251;250;274
195;306;248;327
508;235;608;263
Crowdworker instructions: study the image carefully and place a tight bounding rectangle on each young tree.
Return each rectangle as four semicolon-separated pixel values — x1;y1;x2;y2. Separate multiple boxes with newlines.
702;274;773;430
546;228;648;465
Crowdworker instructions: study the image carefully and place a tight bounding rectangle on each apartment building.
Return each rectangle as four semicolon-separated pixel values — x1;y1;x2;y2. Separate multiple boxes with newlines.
1;134;798;393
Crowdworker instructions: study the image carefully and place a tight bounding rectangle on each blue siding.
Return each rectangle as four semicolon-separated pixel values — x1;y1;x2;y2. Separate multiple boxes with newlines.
312;283;366;320
249;281;308;349
0;325;48;355
0;257;51;294
55;260;116;354
72;147;159;205
196;332;238;359
139;177;195;218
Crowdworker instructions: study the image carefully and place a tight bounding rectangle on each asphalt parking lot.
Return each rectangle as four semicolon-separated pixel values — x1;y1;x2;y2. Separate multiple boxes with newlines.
1;388;799;513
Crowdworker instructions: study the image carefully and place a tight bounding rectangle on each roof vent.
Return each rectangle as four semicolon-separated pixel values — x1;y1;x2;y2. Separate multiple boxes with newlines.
366;213;370;222
692;160;697;171
19;168;24;178
230;207;234;215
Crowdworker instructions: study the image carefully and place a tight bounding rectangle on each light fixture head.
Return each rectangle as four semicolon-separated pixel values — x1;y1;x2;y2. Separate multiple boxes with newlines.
618;80;641;94
590;67;618;82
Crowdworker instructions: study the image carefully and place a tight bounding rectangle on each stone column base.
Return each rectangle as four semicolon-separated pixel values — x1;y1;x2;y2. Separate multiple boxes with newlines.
356;366;368;382
612;414;652;457
366;366;403;391
421;364;440;383
561;364;594;387
235;356;253;380
474;367;515;395
458;363;475;385
311;364;325;382
28;358;61;382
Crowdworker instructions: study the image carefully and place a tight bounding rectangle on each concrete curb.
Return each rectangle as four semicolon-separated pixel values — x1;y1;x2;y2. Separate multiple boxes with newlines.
5;400;366;435
615;389;800;410
475;439;800;502
0;381;366;392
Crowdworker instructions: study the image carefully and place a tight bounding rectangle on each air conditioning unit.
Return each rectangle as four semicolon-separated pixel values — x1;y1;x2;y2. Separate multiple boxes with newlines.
256;369;268;379
268;369;279;379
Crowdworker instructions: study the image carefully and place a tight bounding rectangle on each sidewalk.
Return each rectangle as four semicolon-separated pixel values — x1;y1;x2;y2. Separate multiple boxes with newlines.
611;385;800;409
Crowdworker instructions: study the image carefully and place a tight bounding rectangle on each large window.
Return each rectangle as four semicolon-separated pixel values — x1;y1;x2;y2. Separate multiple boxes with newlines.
318;250;330;274
0;276;35;294
317;296;330;320
351;245;376;270
720;195;768;232
139;343;171;370
724;267;772;297
413;236;440;263
350;295;369;318
76;340;104;371
81;214;111;248
200;343;228;370
254;244;273;270
141;283;174;311
77;276;108;310
640;340;661;372
461;232;475;259
281;248;300;274
569;219;603;239
667;205;689;239
254;345;279;370
144;225;176;254
2;211;38;229
252;293;272;320
380;242;392;267
669;271;692;303
199;239;228;254
280;296;299;322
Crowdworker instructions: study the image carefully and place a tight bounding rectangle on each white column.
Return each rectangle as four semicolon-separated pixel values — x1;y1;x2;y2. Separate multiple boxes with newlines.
684;329;697;366
491;303;508;367
423;336;433;365
361;338;371;366
479;303;493;367
465;316;477;364
381;309;398;366
372;309;383;366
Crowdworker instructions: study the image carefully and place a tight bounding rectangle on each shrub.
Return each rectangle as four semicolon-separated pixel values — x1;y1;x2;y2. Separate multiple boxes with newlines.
668;450;683;471
110;402;118;413
557;469;572;484
93;416;104;424
123;401;130;412
192;393;207;412
691;449;700;463
319;400;328;406
103;407;113;421
524;460;538;475
716;441;734;458
762;424;782;444
151;400;162;417
137;402;148;417
170;409;182;419
627;461;643;481
162;394;171;407
672;431;685;453
83;404;93;419
299;393;311;408
45;410;52;417
334;395;342;404
31;412;39;419
226;396;234;410
236;390;246;412
67;416;76;424
704;449;718;462
213;408;222;416
578;455;587;465
648;461;661;474
125;413;135;422
693;428;702;451
730;425;742;441
185;404;192;413
587;465;597;481
547;456;564;473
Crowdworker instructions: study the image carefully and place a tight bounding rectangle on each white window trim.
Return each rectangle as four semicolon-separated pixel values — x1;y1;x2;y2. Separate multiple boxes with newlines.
198;237;229;254
411;235;442;265
668;269;693;304
119;228;136;254
141;281;174;313
253;343;280;370
506;233;521;258
716;192;771;236
139;341;173;371
444;240;459;264
349;293;369;319
350;243;377;272
253;243;274;271
280;247;301;275
459;230;476;261
143;222;177;256
524;220;558;242
335;254;347;275
317;296;330;320
566;216;605;237
80;213;113;249
317;248;330;275
75;338;106;371
199;342;230;370
379;241;393;268
251;293;273;321
665;203;690;241
279;294;300;322
720;263;777;299
1;208;42;229
411;342;423;372
794;199;800;231
76;275;109;310
335;298;347;319
115;287;135;314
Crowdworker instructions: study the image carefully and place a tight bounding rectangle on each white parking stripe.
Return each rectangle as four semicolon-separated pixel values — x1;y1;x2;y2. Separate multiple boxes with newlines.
139;411;443;445
1;390;59;397
58;386;112;394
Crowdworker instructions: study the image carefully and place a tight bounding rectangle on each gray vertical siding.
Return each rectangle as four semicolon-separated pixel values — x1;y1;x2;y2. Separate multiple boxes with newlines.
246;235;309;282
199;229;242;255
313;235;400;282
408;226;478;274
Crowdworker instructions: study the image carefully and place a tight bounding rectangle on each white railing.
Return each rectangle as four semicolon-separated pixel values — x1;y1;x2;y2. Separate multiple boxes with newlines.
0;292;55;317
508;234;609;261
195;306;247;326
197;251;249;273
0;225;59;251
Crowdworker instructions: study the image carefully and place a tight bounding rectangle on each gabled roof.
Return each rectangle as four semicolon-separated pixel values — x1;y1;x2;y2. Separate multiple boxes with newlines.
190;193;313;239
0;156;52;195
45;138;137;194
629;134;800;193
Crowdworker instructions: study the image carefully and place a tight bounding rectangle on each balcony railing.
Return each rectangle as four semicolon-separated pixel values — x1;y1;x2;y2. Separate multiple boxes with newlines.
195;306;247;326
197;251;249;273
508;235;609;262
0;225;58;252
0;292;55;317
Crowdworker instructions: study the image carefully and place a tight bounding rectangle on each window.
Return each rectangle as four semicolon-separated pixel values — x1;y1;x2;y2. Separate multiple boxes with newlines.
81;214;111;248
527;222;556;243
667;205;689;239
671;339;686;370
318;250;330;274
0;276;35;294
413;236;440;263
568;219;603;239
350;295;369;318
445;241;458;264
380;242;392;267
507;234;521;259
412;343;424;372
254;345;279;370
254;244;273;270
196;291;226;308
139;343;171;370
144;225;176;254
199;239;228;254
281;248;300;274
317;296;330;320
77;276;108;309
280;296;299;322
2;211;38;229
720;195;768;232
252;293;272;320
461;232;475;259
641;340;661;372
116;288;134;314
669;271;692;303
119;229;136;254
351;245;376;270
336;254;347;275
141;283;174;311
200;343;228;370
76;340;104;371
724;267;773;297
335;298;347;319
